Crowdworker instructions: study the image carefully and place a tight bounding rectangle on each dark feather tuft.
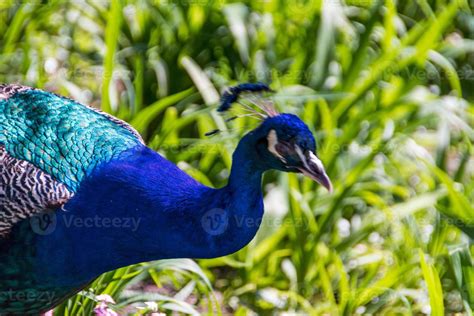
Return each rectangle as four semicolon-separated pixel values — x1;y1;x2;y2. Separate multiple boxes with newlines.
218;82;272;112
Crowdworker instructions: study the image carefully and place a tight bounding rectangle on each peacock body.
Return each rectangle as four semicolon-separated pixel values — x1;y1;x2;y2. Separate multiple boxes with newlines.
0;84;331;314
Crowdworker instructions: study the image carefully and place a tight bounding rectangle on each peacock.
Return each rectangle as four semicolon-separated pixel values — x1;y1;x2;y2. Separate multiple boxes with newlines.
0;83;332;314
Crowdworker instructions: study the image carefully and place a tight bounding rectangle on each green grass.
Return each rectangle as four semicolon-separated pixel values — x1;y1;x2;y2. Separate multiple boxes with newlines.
1;0;473;314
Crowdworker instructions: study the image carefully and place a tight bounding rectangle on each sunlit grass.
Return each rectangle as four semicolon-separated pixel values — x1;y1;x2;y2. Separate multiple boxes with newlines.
1;0;473;314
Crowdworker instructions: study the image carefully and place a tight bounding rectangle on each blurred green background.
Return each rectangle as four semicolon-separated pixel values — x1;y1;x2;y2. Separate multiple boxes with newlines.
1;0;474;315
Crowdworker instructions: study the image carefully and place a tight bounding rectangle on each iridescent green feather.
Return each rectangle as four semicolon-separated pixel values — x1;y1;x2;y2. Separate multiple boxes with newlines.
0;89;143;191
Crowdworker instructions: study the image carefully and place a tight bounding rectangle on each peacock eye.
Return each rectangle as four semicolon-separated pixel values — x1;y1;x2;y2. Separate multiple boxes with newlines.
274;141;293;156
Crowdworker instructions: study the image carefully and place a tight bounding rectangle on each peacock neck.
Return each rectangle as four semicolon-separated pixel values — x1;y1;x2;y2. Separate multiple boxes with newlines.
184;132;266;258
226;132;265;193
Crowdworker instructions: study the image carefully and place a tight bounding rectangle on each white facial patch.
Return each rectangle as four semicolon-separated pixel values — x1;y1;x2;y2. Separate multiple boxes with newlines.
307;150;324;171
267;130;286;163
295;145;308;169
296;145;325;173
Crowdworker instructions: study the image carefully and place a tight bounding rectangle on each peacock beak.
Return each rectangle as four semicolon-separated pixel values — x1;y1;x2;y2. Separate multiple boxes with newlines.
296;149;333;193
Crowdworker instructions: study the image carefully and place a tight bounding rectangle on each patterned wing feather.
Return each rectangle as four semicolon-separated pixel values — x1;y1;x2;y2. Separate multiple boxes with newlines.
0;145;73;236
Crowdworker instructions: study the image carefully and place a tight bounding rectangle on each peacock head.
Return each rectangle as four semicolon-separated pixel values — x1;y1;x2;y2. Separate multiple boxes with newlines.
217;82;332;192
253;113;332;192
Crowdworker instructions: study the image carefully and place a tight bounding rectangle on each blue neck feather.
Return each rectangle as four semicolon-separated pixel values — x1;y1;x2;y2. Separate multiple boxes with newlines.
35;132;267;285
